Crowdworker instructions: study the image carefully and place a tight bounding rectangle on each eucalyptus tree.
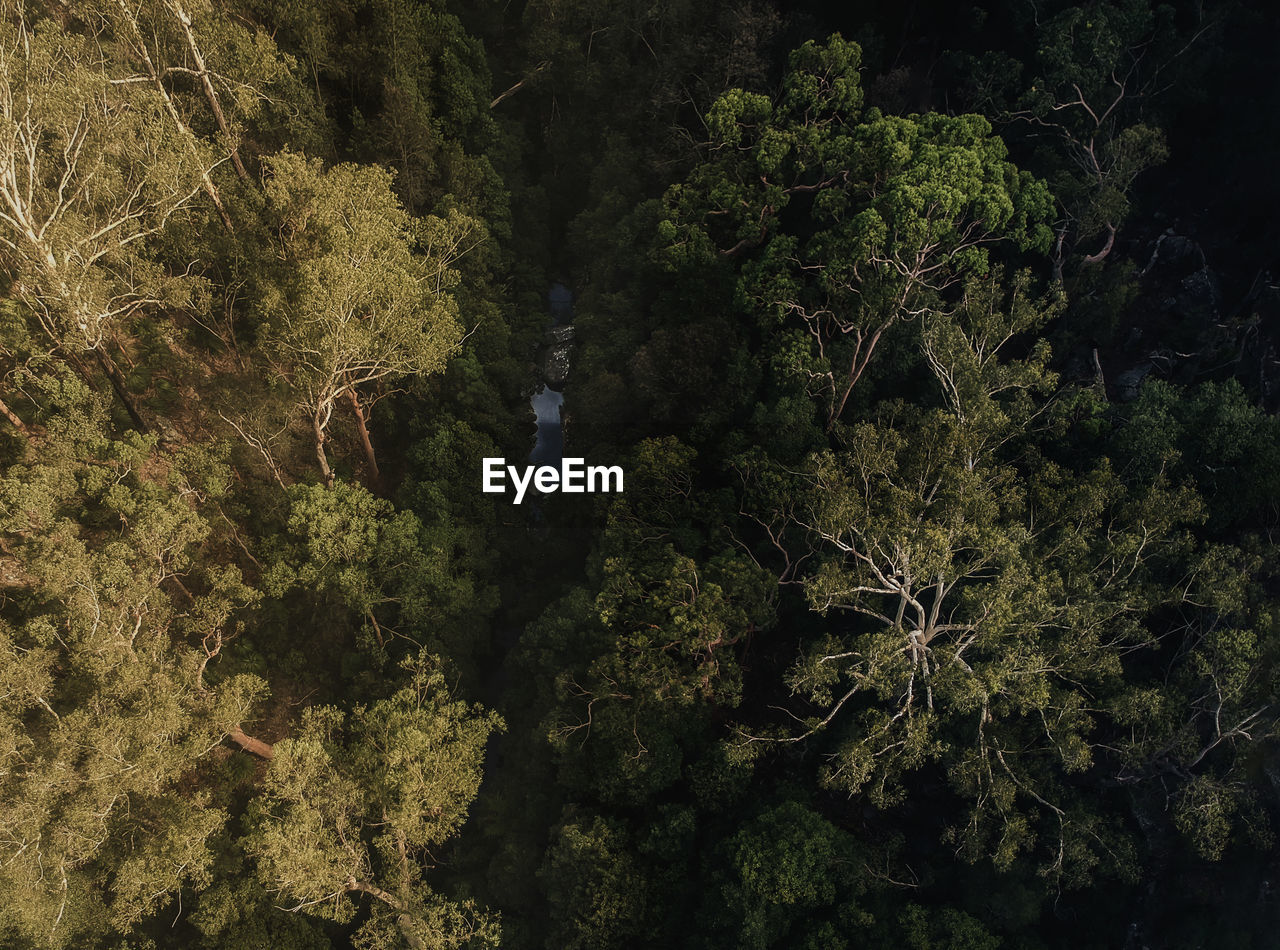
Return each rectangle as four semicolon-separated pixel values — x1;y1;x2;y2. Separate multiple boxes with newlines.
260;479;488;669
0;6;215;427
740;272;1199;879
661;36;1054;428
1100;380;1280;861
94;0;300;191
961;0;1214;268
90;0;234;231
260;153;478;487
245;651;503;950
0;371;266;946
533;438;775;807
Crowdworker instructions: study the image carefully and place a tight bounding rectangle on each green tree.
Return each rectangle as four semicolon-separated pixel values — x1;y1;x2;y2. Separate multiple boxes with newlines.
0;9;216;427
537;439;774;805
263;480;484;667
741;272;1194;880
0;371;264;946
959;0;1213;268
244;651;503;949
84;0;320;185
260;153;479;486
661;36;1054;427
894;904;1002;950
539;812;647;950
1102;383;1280;861
708;802;867;950
246;0;504;219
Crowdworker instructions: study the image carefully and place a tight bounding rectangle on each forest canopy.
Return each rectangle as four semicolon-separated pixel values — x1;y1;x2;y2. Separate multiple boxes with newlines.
0;0;1277;948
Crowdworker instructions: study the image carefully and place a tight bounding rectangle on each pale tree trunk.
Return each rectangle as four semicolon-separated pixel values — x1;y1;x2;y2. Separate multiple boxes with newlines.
345;387;380;490
165;0;250;183
313;408;335;488
828;324;887;430
227;725;274;760
1084;222;1117;264
346;878;405;909
490;60;550;109
345;879;426;950
0;394;29;437
114;0;235;232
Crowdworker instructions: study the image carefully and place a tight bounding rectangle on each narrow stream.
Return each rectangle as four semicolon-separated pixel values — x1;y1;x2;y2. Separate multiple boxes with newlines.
529;387;564;466
528;282;572;466
471;284;577;882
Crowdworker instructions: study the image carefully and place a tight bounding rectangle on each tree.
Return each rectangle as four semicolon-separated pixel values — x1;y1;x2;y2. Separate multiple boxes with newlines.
707;802;866;950
661;36;1054;428
960;0;1214;269
263;480;483;665
539;812;648;950
96;0;237;230
740;271;1197;879
0;370;265;946
1102;382;1280;861
151;0;255;183
0;7;215;427
536;438;775;806
260;153;478;487
90;0;306;189
244;651;503;950
350;0;503;217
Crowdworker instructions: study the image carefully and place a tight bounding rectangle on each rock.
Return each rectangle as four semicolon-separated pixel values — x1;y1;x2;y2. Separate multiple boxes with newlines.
544;324;575;345
540;332;573;388
543;351;570;387
1114;361;1155;401
1143;230;1205;276
1179;267;1221;312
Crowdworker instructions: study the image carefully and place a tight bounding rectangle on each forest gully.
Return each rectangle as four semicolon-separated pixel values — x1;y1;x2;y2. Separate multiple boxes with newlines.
2;2;1276;948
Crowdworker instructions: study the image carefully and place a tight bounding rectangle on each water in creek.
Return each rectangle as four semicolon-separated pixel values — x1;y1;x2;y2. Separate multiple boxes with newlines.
529;283;571;466
529;386;564;466
549;282;572;323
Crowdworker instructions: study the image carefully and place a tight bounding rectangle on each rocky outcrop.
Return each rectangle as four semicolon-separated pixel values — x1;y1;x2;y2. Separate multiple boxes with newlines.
540;324;574;388
1096;229;1249;401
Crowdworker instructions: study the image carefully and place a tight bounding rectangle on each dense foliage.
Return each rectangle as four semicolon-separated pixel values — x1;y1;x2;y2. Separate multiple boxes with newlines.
1;0;1277;947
